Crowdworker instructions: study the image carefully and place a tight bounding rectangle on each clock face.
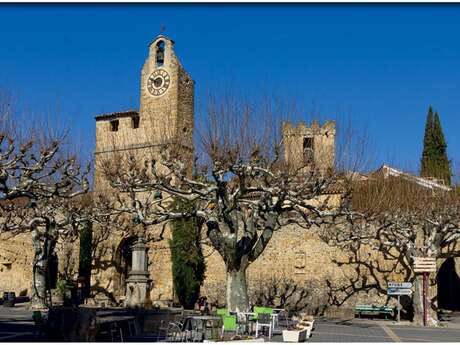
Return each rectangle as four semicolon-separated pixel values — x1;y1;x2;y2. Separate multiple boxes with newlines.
147;69;171;96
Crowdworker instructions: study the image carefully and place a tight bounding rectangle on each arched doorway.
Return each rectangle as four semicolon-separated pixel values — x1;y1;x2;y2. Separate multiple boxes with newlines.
437;257;460;311
114;236;137;297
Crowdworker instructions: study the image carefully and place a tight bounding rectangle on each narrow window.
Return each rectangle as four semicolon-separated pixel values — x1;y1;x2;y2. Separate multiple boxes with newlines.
110;120;119;132
156;41;165;66
132;116;140;129
303;137;314;163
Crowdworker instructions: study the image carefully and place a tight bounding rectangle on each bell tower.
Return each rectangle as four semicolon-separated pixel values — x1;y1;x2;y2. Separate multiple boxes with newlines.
94;34;195;190
139;35;194;148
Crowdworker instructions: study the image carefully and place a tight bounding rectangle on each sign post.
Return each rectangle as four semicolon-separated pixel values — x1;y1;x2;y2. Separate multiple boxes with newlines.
413;257;436;327
387;281;413;322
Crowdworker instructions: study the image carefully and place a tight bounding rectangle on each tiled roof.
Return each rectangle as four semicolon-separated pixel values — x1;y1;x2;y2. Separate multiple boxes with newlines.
374;164;452;192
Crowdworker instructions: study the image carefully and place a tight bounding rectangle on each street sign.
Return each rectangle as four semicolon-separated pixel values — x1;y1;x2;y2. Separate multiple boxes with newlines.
387;282;413;323
413;257;436;273
387;288;413;296
388;282;412;289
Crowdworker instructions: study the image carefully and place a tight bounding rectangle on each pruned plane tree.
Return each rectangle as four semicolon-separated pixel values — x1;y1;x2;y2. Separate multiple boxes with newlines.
0;133;92;309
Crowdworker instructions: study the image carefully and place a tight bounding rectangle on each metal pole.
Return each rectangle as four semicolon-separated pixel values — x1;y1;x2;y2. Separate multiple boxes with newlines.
423;272;428;327
397;294;401;323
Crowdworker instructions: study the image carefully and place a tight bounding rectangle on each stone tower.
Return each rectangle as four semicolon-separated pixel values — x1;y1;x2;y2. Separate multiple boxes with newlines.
139;35;194;146
94;35;194;189
92;35;195;307
282;120;335;173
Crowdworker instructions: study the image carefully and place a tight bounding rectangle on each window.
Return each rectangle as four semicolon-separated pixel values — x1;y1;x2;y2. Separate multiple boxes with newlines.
303;137;314;163
110;120;119;132
132;116;140;129
156;41;165;66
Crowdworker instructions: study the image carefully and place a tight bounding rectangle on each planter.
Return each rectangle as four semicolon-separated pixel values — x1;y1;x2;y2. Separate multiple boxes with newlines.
282;328;310;342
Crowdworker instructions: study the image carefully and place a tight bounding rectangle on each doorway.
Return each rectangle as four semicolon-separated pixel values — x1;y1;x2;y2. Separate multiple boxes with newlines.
114;236;137;296
437;257;460;311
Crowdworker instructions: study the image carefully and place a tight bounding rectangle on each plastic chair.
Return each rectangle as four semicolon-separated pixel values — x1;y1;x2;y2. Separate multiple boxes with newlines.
252;306;274;319
221;314;238;338
255;312;272;340
216;308;229;316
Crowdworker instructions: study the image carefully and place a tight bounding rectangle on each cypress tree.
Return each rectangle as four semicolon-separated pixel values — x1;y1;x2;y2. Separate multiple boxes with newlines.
420;106;435;178
420;106;451;185
169;199;205;309
432;112;451;185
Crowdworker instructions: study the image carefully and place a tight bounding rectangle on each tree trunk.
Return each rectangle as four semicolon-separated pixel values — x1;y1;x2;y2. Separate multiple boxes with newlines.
413;274;438;326
31;257;48;309
226;267;249;312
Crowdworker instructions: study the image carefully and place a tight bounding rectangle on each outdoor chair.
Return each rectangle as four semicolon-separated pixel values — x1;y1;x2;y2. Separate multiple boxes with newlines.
255;312;273;340
156;311;175;341
252;306;274;321
221;314;238;338
166;321;184;342
183;318;206;342
216;308;229;316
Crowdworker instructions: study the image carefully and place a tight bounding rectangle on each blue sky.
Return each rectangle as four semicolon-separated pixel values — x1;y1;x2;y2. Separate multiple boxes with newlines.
0;4;459;179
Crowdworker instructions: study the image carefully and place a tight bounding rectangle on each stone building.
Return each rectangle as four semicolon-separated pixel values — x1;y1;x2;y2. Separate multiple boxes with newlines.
1;34;459;317
282;120;335;174
91;34;194;307
88;34;460;315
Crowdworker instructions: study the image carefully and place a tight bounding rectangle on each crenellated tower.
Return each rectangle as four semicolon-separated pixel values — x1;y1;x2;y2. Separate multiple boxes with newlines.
282;120;335;173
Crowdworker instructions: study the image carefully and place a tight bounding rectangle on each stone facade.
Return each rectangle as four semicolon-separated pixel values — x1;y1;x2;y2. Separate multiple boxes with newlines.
1;34;458;319
0;231;80;297
88;34;385;311
283;120;335;173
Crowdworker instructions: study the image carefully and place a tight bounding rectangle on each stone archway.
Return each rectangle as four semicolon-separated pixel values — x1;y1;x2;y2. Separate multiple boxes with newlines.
113;236;137;298
437;257;460;311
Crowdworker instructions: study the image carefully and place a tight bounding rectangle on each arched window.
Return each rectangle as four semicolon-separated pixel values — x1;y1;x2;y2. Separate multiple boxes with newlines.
156;41;165;67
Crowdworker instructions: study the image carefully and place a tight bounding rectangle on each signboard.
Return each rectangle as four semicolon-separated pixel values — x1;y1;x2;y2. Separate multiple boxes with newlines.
387;281;413;323
413;257;436;273
387;288;413;295
388;282;412;289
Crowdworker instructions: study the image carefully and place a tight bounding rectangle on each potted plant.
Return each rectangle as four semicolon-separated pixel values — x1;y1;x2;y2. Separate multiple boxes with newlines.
55;278;72;306
282;314;314;342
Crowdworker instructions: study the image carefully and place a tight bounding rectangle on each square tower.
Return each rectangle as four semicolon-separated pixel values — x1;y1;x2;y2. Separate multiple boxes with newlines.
94;35;195;191
282;120;335;174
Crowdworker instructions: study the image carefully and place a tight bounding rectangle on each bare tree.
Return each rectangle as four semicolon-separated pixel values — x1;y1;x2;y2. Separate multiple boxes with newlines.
321;176;460;326
100;96;351;312
0;127;92;309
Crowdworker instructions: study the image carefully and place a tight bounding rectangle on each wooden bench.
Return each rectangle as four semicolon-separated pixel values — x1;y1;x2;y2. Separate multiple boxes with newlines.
355;304;394;319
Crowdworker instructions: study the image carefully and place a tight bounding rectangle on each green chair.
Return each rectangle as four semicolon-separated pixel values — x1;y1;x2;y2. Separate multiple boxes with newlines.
221;314;238;337
216;308;229;316
251;306;274;321
252;307;274;340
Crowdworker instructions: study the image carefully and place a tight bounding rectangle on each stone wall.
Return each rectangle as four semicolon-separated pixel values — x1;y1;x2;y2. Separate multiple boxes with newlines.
0;232;80;296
